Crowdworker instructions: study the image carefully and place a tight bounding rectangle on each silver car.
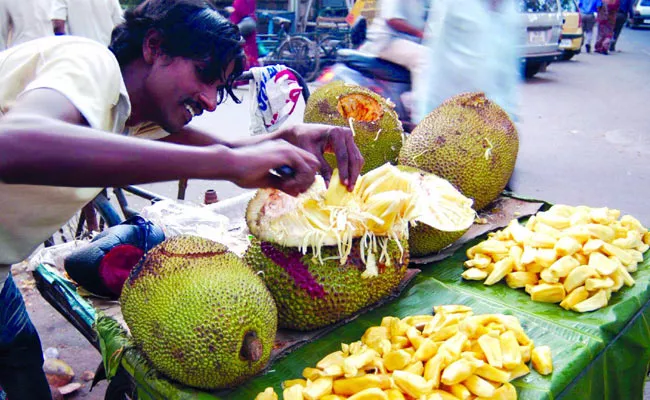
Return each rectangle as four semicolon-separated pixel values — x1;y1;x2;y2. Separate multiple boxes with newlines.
519;0;563;78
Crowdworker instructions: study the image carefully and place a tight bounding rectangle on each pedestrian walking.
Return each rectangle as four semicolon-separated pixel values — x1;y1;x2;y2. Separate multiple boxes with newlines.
228;0;259;70
579;0;602;53
611;0;634;51
0;0;54;50
50;0;124;45
594;0;620;54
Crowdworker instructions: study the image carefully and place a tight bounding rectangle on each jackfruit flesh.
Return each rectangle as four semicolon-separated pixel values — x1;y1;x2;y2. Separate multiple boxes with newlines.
246;163;475;276
337;93;384;122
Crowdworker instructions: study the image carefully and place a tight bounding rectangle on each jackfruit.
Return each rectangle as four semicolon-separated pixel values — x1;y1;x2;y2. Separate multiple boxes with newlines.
398;92;519;210
120;235;277;389
304;81;404;173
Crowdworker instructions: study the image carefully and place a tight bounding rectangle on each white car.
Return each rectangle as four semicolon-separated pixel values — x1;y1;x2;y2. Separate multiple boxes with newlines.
628;0;650;28
518;0;564;78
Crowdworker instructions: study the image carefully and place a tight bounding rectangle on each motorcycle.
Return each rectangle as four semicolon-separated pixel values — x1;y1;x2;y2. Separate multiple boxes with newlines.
314;17;416;131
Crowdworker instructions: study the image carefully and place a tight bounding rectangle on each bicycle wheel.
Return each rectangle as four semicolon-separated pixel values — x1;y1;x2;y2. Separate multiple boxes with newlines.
274;36;320;82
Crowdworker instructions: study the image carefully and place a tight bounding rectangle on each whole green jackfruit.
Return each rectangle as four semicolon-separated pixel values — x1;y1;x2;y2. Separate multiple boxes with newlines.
244;236;408;331
120;235;277;390
399;92;519;211
304;81;404;173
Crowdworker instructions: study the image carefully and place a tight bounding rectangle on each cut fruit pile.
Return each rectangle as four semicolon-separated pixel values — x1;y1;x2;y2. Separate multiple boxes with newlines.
254;305;551;400
463;205;650;312
246;163;475;277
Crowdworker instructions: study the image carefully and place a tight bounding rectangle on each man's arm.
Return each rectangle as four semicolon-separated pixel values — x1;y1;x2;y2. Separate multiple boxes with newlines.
386;18;424;39
52;19;66;35
0;89;321;196
50;0;68;35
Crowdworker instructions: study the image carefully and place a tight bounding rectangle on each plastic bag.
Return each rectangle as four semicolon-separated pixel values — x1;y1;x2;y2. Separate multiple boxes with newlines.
249;65;303;135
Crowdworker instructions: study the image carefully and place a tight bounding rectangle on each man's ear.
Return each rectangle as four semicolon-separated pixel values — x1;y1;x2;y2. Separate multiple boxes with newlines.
142;29;164;64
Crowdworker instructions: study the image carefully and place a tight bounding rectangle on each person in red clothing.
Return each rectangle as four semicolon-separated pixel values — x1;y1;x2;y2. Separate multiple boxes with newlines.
229;0;259;69
595;0;620;54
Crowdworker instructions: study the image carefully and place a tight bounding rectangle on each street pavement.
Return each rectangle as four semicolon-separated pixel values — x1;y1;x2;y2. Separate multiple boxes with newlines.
16;26;650;399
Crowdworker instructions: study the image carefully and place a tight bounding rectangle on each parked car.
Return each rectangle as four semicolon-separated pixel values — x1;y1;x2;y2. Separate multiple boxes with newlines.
559;0;584;59
518;0;564;78
628;0;650;28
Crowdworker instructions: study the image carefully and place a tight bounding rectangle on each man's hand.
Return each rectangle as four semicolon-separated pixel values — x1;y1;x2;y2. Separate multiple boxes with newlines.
276;123;364;191
223;140;321;197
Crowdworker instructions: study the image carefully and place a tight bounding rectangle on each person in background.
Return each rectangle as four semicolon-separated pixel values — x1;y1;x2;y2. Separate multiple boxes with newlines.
228;0;259;70
579;0;602;53
0;0;53;51
359;0;428;102
50;0;124;45
414;0;521;123
611;0;634;51
594;0;620;54
0;0;362;398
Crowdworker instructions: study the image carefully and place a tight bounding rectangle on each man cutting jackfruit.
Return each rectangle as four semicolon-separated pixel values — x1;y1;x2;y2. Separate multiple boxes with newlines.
0;0;363;397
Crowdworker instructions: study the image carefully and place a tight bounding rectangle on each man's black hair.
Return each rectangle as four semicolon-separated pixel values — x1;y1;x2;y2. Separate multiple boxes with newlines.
110;0;245;104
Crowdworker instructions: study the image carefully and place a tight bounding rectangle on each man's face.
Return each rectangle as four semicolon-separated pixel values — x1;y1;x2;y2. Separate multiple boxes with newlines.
144;55;235;133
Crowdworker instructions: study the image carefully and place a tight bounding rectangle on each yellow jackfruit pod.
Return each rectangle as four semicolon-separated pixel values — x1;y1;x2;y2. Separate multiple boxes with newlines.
317;351;347;370
531;346;553;375
441;358;476;386
434;304;473;315
508;363;530;381
321;364;345;378
384;389;406;400
429;324;461;342
626;248;645;263
568;209;590;226
644;232;650;245
428;390;463;400
401;315;435;329
481;382;517;400
406;326;425;350
559;286;590;311
571;290;609;313
520;343;533;363
477;334;502;368
507;220;533;244
321;395;347;400
564;265;600;293
614;262;635;287
582;238;605;254
303;367;323;381
303;376;334;400
391;335;411;350
463;375;495;398
465;254;493;269
589;207;619;225
573;251;588;265
467;240;510;258
536;211;571;229
389;318;411;337
612;230;643;249
363;327;390;354
585;224;615;242
526;232;557;249
332;374;392;396
403;360;425;376
505;271;538;289
392;370;435;398
255;387;279;400
620;215;647;233
449;383;473;400
588;252;618;276
423;353;448;386
548;255;580;278
499;331;521;370
534;248;559;269
344;349;380;377
380;316;398;329
283;379;308;389
484;258;515;286
497;315;532;346
539;267;559;284
474;363;511;384
347;388;388;400
609;268;626;291
554;236;582;257
383;349;412;371
414;338;440;362
520;245;537;265
462;268;489;281
584;277;615;291
438;332;469;360
529;283;566;303
509;246;525;271
283;383;304;400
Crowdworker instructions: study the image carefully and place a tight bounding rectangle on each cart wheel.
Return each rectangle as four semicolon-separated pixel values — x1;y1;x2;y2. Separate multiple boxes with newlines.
275;36;320;81
105;366;137;400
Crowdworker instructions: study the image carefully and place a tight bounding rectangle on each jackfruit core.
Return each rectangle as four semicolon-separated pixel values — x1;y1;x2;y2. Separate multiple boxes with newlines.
246;163;476;276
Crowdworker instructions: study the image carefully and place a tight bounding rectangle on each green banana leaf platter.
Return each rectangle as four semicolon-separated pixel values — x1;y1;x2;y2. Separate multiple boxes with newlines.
33;196;650;400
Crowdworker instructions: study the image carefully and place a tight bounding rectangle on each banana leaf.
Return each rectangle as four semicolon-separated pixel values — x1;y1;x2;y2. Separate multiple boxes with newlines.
101;228;650;400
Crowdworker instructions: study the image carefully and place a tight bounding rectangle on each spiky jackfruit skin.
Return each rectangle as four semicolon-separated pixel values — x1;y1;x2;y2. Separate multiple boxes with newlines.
399;92;518;211
120;235;277;389
244;237;409;331
304;81;404;173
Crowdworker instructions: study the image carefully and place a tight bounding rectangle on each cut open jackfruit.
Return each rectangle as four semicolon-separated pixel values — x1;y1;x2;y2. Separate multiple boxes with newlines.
246;164;475;276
